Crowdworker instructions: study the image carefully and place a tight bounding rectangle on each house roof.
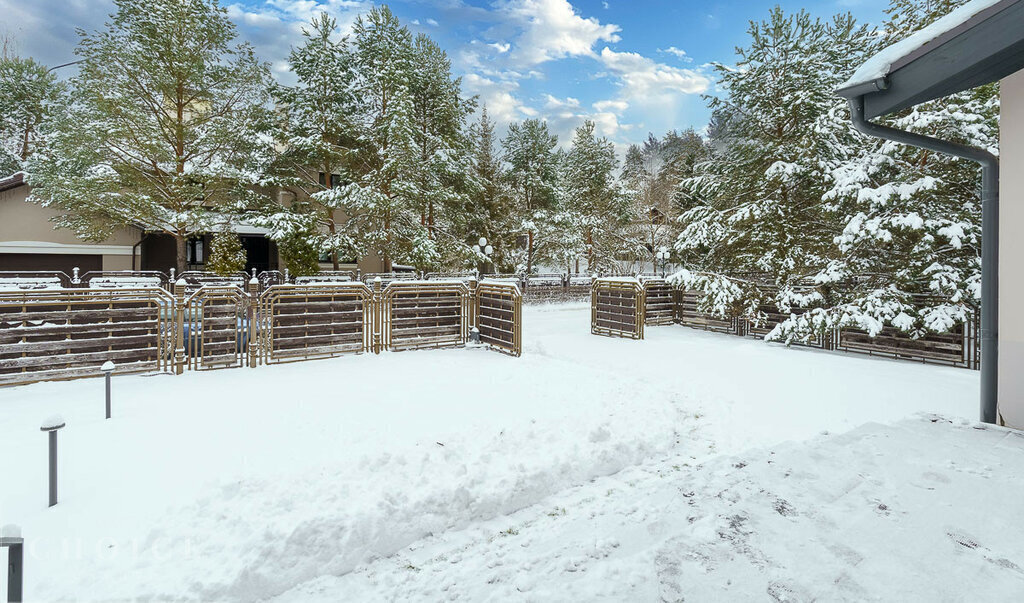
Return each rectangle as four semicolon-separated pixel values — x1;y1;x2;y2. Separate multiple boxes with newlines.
837;0;1024;119
0;172;27;193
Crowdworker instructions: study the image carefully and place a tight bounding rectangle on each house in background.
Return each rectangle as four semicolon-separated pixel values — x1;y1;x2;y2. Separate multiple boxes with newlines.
0;172;142;274
837;0;1024;428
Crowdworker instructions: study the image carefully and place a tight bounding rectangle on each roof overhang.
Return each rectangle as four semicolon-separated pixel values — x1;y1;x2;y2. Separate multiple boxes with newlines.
0;172;27;193
837;0;1024;119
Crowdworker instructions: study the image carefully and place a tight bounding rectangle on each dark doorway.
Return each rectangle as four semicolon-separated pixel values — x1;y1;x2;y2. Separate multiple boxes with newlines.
240;235;270;274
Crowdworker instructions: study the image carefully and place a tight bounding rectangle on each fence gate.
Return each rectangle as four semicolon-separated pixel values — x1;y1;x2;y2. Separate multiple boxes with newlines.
259;283;372;364
0;288;174;386
380;281;469;351
477;281;522;356
592;278;644;339
180;286;250;371
641;278;674;325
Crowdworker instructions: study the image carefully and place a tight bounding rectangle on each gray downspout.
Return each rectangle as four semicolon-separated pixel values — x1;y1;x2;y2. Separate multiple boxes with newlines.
848;95;999;424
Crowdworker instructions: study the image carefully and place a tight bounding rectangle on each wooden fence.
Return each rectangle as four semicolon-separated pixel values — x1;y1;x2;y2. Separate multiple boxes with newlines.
379;281;470;352
0;287;174;386
258;282;372;364
641;278;674;326
591;278;644;340
477;281;522;356
0;277;522;386
591;277;979;370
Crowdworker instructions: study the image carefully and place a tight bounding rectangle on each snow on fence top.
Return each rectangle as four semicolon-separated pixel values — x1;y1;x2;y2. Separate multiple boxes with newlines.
87;276;163;289
0;277;65;291
842;0;1003;89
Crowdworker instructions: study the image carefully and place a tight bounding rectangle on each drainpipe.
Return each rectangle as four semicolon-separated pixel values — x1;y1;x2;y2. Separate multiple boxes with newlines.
848;93;999;424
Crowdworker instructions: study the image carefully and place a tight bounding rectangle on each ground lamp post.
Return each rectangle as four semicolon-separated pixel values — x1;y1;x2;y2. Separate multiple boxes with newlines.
40;416;65;507
1;524;23;602
102;360;115;419
474;237;494;276
656;247;670;278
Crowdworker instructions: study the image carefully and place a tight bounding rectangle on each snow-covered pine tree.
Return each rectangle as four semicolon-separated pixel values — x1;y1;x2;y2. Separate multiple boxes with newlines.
673;9;875;318
263;12;361;271
562;120;624;273
207;232;247;275
466;107;515;272
345;6;422;271
770;0;998;343
408;33;476;271
501;118;561;274
621;130;708;272
0;54;66;177
26;0;272;274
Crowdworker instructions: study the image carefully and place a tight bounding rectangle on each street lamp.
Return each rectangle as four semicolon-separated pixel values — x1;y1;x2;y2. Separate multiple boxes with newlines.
474;237;494;276
656;247;670;278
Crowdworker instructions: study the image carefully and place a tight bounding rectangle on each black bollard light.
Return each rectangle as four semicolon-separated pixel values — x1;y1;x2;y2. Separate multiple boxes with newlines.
0;524;23;603
40;416;65;508
101;361;115;419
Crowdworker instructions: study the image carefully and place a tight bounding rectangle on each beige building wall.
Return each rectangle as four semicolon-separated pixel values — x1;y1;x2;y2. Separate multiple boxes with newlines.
0;185;141;270
999;69;1024;429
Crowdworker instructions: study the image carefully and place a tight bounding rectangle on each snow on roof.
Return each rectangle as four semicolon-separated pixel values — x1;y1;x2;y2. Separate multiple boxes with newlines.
842;0;1006;89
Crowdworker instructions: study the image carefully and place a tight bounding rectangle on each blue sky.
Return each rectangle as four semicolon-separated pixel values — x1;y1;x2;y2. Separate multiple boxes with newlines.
1;0;891;151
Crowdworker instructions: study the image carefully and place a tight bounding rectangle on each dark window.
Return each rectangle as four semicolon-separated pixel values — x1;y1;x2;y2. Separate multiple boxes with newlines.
187;237;204;265
318;173;345;188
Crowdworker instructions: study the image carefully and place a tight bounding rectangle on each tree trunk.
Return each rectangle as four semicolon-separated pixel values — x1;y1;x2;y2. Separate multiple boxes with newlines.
328;220;340;270
527;231;534;275
175;233;188;276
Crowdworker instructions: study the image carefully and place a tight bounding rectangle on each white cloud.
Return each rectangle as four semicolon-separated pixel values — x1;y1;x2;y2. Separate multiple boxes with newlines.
592;99;628;113
658;46;693;62
599;47;710;101
488;42;511;53
426;18;439;26
499;0;621;67
462;73;532;125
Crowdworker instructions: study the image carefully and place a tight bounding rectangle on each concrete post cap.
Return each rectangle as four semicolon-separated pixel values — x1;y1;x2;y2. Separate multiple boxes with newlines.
40;415;66;431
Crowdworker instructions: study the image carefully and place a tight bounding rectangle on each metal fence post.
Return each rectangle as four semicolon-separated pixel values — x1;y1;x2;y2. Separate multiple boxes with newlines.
372;277;383;354
468;276;479;335
1;524;23;603
173;279;186;375
248;277;259;368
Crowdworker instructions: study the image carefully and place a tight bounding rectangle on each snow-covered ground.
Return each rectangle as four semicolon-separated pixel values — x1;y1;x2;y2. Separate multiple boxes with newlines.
1;303;1019;601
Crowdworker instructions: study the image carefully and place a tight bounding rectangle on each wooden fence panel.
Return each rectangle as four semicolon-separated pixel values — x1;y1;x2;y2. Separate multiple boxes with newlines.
382;281;470;351
0;287;174;385
80;270;169;290
835;320;977;368
182;286;250;371
0;271;72;291
259;283;372;364
675;289;738;334
592;278;644;339
177;271;249;295
362;272;417;287
477;281;522;356
641;278;674;325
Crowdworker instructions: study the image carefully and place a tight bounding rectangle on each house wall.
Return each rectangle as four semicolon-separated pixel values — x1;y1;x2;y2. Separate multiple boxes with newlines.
0;185;141;272
999;68;1024;429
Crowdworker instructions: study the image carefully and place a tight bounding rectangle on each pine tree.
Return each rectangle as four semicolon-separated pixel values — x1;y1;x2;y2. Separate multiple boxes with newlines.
263;12;360;271
562;120;623;272
674;8;874;317
407;33;476;271
621;130;708;272
278;226;321;278
466;107;515;271
207;232;247;275
26;0;272;274
0;54;66;177
344;6;422;271
501;118;560;274
771;0;996;342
